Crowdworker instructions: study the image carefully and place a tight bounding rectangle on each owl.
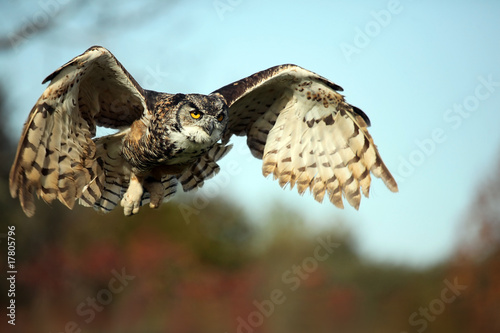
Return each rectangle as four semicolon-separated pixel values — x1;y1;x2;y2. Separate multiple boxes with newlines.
9;46;398;217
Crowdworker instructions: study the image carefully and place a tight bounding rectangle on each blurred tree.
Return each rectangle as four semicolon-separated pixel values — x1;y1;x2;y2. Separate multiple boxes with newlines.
445;149;500;333
0;0;180;52
0;82;13;198
458;151;500;259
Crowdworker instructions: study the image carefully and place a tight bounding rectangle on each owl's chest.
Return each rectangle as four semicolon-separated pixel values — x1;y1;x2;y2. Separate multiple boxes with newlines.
122;122;213;173
161;130;212;165
160;143;210;165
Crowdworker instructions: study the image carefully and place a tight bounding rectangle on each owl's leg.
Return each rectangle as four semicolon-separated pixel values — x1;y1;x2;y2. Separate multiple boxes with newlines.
121;173;144;216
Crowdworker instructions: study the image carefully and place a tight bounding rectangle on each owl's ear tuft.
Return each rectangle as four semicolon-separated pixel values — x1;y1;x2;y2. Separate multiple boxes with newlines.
171;93;187;105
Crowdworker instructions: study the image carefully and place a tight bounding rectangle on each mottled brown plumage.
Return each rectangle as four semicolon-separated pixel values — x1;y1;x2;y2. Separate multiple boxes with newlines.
9;46;397;217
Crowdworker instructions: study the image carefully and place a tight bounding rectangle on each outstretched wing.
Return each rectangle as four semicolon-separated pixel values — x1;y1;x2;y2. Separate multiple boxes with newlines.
213;64;398;209
9;46;148;217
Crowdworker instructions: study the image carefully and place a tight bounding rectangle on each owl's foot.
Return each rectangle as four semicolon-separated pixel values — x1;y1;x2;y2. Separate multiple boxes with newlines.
144;178;164;209
121;174;144;216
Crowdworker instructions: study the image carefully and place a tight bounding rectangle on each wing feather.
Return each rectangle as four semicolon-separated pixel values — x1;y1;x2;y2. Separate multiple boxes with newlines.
178;143;233;192
9;46;148;216
213;64;397;209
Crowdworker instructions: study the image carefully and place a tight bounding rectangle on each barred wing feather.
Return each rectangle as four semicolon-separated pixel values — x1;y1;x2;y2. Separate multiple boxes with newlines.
213;64;398;209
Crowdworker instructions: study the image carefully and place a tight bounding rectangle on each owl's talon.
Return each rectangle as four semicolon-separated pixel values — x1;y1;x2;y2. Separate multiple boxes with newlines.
144;180;164;209
120;175;144;216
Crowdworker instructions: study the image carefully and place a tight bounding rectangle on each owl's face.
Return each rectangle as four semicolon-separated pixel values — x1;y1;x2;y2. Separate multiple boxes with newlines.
175;94;228;144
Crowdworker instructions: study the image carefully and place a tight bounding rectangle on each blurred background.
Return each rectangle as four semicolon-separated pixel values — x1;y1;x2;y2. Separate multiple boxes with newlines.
1;0;499;332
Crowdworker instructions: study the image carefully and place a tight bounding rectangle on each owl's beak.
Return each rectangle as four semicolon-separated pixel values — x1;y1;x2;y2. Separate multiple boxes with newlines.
203;122;215;136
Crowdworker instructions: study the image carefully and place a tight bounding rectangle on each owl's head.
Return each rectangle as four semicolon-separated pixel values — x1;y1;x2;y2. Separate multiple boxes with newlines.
173;93;228;144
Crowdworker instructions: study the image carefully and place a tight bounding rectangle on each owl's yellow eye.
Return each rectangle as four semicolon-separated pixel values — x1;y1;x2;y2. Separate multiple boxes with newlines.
190;110;202;119
217;114;224;122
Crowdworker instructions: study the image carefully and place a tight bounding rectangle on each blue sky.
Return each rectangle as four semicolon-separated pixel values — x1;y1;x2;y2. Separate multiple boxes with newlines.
1;0;500;266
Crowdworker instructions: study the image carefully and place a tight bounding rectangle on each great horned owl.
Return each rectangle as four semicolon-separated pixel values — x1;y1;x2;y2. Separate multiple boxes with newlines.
9;46;398;217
